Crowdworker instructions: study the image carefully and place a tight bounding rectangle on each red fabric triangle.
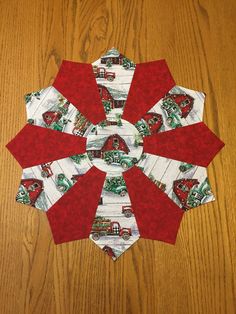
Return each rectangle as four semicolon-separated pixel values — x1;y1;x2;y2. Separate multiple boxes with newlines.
122;60;175;124
47;166;106;244
6;124;86;168
53;60;106;124
123;166;184;244
143;122;225;167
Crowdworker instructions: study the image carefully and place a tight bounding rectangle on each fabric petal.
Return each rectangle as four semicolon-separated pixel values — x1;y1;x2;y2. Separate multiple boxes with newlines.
46;166;106;244
143;122;224;167
89;172;140;261
92;48;136;121
123;166;183;243
15;154;92;211
53;60;106;124
122;60;175;124
24;86;94;137
137;153;215;210
6;124;86;168
135;86;205;135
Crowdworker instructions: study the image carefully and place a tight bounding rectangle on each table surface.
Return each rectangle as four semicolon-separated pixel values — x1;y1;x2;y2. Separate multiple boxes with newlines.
0;0;235;313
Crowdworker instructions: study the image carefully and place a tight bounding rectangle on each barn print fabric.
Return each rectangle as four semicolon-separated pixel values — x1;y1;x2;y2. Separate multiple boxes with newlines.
137;154;215;210
92;48;135;121
17;154;92;211
6;48;224;261
25;87;94;137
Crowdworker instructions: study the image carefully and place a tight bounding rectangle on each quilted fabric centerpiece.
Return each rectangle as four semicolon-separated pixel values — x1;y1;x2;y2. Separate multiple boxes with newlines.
6;48;224;261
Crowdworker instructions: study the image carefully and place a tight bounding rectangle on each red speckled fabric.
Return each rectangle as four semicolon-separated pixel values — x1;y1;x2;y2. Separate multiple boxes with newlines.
53;61;106;124
143;122;225;167
123;166;184;243
47;166;106;244
122;60;175;124
6;124;86;168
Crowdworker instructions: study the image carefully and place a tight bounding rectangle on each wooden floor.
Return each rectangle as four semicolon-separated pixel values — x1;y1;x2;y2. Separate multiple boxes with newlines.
0;0;235;313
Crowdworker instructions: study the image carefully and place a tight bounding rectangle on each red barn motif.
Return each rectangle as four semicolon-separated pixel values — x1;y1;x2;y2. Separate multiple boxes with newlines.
163;93;194;118
42;111;62;126
87;134;130;158
101;134;129;155
173;179;199;209
142;112;163;134
98;84;126;109
20;178;44;206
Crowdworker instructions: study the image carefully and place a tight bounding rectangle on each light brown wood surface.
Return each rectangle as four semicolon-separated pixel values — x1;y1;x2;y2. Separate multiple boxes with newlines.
0;0;235;313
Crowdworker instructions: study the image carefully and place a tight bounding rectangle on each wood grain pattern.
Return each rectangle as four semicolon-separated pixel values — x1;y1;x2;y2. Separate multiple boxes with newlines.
0;0;235;313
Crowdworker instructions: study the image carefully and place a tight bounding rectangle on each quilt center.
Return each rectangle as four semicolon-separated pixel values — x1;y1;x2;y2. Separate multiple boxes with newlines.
86;119;143;173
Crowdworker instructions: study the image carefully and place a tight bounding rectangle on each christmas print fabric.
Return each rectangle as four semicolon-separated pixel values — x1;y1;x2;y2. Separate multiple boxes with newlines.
7;48;224;261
